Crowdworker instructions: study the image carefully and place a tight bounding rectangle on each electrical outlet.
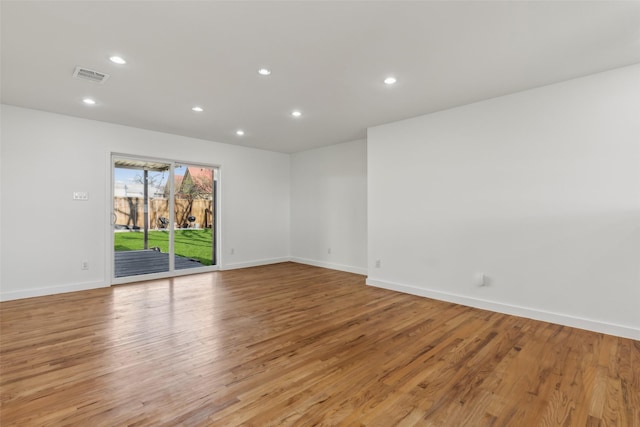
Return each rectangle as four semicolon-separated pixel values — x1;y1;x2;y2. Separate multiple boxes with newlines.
477;273;488;287
375;259;381;268
328;248;332;254
81;261;89;270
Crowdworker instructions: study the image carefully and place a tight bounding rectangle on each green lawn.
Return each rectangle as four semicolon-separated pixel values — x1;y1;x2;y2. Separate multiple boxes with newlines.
114;229;214;265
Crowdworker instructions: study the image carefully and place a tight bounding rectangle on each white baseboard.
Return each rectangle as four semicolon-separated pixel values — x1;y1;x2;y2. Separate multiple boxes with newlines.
221;257;291;271
1;258;291;300
0;280;107;302
290;257;367;276
366;277;640;341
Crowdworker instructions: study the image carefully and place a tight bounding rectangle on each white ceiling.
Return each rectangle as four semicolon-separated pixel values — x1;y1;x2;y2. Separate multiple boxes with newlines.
2;1;640;153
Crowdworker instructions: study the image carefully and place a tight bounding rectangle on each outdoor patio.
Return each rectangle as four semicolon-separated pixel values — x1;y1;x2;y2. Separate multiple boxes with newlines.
114;249;203;278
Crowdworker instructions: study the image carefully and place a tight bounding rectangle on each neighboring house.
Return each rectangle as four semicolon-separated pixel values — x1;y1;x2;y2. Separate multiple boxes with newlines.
163;175;184;198
114;181;165;198
165;167;214;199
180;167;213;199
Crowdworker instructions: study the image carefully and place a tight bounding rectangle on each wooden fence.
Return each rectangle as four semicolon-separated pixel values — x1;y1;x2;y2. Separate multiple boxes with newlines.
114;197;213;229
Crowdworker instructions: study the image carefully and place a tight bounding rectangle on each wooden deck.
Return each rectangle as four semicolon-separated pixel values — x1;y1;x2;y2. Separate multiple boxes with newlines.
114;249;203;277
1;263;638;426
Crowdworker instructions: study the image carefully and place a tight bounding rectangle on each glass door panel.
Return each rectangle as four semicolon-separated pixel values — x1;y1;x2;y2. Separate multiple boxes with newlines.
173;164;217;270
113;158;171;278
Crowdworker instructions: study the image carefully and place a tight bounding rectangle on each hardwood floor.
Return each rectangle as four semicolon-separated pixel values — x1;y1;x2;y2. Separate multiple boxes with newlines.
1;263;638;426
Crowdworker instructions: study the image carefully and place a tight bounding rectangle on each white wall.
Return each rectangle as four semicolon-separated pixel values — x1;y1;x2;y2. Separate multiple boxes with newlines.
290;140;367;274
367;64;640;340
0;105;290;300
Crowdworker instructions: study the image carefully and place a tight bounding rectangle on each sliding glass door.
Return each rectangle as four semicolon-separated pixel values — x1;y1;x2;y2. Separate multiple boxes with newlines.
112;155;218;281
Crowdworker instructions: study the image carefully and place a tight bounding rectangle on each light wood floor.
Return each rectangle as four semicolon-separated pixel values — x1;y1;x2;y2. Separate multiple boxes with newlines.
1;263;638;426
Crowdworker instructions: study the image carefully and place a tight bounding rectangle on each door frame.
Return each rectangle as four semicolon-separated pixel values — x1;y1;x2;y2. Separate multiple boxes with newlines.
108;152;221;285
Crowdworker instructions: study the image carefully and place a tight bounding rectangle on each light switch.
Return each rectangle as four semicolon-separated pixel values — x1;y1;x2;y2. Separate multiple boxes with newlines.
73;191;89;201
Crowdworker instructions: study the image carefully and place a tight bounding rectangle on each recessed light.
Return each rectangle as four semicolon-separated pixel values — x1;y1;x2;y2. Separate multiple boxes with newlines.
384;76;397;85
82;98;96;105
236;129;245;136
109;56;126;65
291;110;302;118
258;68;271;76
192;106;204;112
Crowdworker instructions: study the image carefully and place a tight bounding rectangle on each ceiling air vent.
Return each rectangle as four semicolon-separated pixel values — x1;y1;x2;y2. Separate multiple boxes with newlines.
73;66;110;84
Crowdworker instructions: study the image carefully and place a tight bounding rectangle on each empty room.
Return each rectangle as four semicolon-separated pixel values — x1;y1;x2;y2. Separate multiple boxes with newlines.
1;1;638;425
